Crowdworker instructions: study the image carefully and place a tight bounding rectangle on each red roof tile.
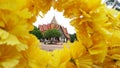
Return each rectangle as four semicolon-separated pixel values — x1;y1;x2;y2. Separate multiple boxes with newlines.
38;16;70;39
61;26;70;39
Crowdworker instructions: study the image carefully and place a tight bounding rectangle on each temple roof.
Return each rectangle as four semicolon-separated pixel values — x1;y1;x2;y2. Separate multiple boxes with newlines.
38;16;70;39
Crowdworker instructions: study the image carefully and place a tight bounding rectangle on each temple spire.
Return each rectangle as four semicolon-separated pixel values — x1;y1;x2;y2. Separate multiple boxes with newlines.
51;16;58;24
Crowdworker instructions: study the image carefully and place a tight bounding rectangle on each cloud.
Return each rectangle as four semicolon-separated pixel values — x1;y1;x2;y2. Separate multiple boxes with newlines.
33;7;76;34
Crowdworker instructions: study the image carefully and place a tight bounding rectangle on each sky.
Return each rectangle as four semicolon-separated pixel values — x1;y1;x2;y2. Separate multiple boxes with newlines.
33;7;76;34
33;0;118;34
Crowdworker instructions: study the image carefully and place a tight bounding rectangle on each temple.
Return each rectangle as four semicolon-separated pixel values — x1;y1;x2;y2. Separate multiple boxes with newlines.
38;16;70;43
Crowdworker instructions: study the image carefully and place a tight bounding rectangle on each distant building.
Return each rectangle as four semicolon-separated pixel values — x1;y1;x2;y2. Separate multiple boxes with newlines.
38;16;70;43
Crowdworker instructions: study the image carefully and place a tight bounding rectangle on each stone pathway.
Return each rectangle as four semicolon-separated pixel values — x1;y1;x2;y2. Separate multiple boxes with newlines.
40;43;63;51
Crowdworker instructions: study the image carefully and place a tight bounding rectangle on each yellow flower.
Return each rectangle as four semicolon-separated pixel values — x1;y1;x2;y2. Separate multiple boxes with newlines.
116;60;120;67
70;41;86;59
107;30;120;47
55;0;101;12
20;45;51;68
0;29;28;51
0;44;21;68
1;0;120;68
25;0;54;15
66;61;77;68
111;54;120;61
15;8;32;19
70;18;93;48
0;0;27;11
75;54;93;68
103;56;119;68
89;32;108;63
78;0;101;12
55;0;101;18
108;47;120;55
103;46;120;67
48;45;70;68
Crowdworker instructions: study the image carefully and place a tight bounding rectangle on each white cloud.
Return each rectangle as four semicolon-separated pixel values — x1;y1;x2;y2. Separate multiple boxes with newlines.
33;7;76;34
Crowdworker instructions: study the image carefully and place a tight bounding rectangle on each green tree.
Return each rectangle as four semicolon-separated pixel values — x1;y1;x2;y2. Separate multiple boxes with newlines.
69;33;77;43
30;26;43;39
44;29;61;38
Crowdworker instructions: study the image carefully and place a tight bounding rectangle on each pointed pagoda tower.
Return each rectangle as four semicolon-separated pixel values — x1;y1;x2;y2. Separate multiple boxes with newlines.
50;16;70;42
50;16;60;29
51;16;57;24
